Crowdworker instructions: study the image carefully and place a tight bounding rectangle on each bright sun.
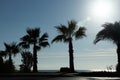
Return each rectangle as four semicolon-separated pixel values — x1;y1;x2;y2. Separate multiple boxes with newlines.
90;0;114;19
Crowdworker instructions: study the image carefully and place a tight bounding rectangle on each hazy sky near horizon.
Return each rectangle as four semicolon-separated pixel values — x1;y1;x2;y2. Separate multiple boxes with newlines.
0;0;120;71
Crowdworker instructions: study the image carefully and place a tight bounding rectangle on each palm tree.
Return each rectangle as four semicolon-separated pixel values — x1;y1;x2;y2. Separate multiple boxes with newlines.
20;51;33;72
19;28;49;72
0;51;6;72
1;42;20;72
52;20;86;72
94;21;120;72
0;51;6;63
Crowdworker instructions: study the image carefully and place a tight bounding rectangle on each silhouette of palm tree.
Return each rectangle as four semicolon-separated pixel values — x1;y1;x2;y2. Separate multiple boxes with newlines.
52;20;86;72
1;42;20;72
94;21;120;72
20;51;33;72
19;28;49;72
0;51;6;72
0;51;6;62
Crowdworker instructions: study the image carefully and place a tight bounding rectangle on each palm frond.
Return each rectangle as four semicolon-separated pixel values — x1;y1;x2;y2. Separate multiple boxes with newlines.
64;37;72;43
35;45;41;51
68;20;77;36
75;27;86;40
39;33;48;42
55;25;68;35
21;51;33;68
10;42;20;56
19;42;30;49
39;33;49;48
27;28;40;38
0;51;6;57
20;35;36;44
94;29;106;44
4;42;11;52
51;35;66;43
20;35;30;42
40;42;49;48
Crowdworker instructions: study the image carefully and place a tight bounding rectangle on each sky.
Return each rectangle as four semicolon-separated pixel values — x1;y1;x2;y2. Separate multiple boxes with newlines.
0;0;120;71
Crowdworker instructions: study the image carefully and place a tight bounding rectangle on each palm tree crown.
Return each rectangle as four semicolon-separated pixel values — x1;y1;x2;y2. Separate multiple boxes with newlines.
94;21;120;44
52;20;86;43
20;28;49;50
0;42;20;72
4;42;20;57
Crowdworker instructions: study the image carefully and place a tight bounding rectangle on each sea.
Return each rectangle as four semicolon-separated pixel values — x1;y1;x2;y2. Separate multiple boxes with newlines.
38;70;92;72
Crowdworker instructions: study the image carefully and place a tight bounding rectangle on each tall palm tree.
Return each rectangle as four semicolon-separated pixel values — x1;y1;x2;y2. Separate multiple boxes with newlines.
19;28;49;72
52;20;86;72
1;42;20;72
94;21;120;72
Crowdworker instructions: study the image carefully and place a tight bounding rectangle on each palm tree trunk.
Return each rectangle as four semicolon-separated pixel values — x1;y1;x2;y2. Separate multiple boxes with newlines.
8;53;14;72
117;42;120;72
68;38;75;72
33;44;38;72
9;53;12;62
9;53;12;66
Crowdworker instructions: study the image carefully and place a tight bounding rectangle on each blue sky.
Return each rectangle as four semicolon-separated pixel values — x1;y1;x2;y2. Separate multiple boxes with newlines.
0;0;120;71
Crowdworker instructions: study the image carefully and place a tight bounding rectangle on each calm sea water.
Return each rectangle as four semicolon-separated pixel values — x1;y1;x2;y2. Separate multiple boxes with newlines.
38;70;91;72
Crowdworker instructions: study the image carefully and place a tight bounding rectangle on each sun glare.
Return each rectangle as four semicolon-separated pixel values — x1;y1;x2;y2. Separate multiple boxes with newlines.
90;0;114;19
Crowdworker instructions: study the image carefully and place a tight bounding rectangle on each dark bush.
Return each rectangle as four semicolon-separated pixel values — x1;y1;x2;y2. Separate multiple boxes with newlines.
60;67;71;73
116;63;120;73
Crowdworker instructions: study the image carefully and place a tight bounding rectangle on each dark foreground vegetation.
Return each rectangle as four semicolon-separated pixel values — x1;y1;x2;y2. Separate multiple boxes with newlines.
79;72;120;77
1;71;120;77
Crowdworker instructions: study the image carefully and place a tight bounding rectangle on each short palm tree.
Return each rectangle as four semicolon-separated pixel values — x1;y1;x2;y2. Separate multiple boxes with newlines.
94;21;120;72
0;51;6;63
52;20;86;72
0;51;6;72
20;51;33;72
1;42;20;72
19;28;49;72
